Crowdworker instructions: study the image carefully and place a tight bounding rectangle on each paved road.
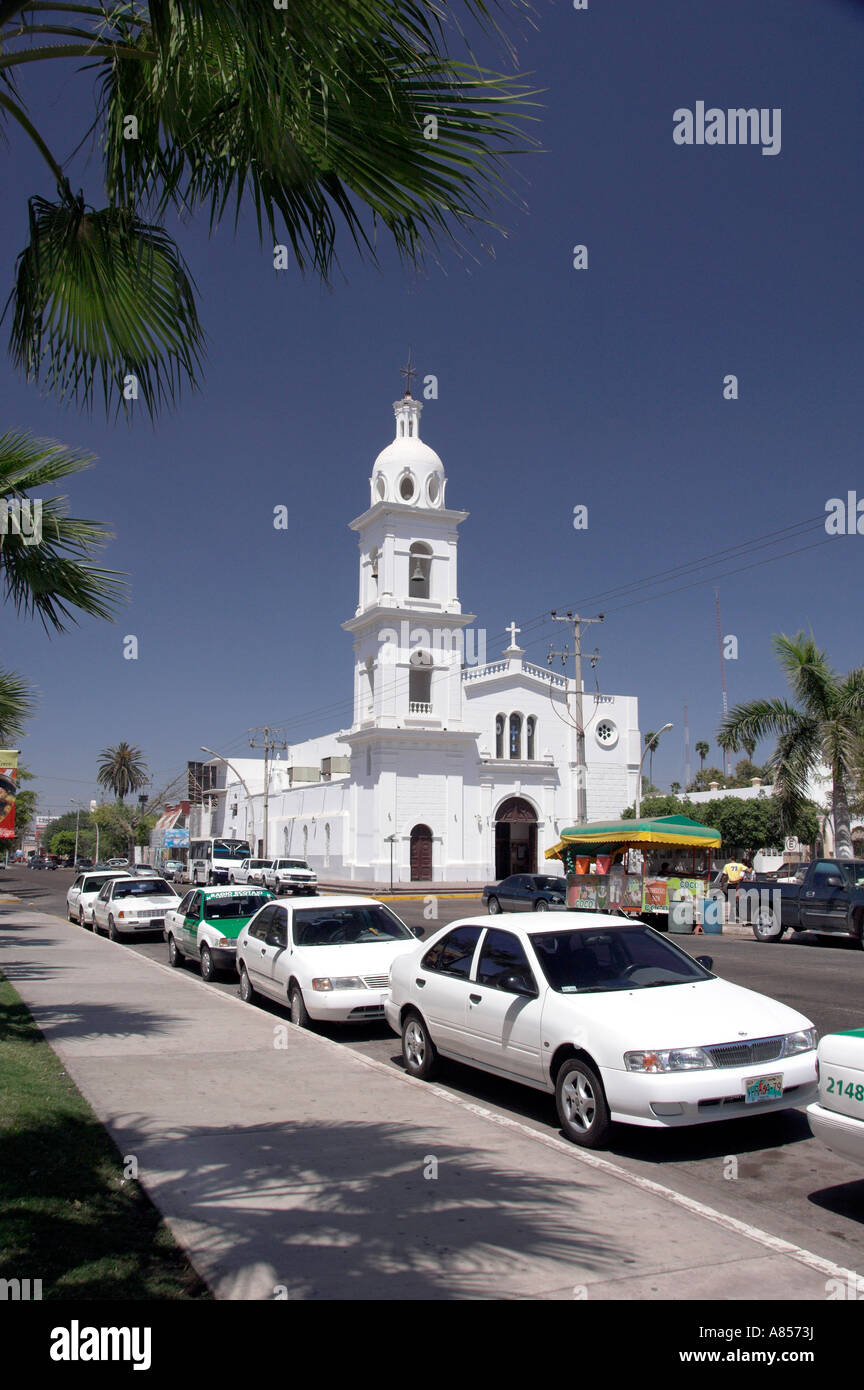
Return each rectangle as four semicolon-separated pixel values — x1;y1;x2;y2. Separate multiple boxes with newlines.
8;866;864;1277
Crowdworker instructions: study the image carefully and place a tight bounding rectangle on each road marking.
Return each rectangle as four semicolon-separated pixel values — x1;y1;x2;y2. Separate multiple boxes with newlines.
8;903;863;1289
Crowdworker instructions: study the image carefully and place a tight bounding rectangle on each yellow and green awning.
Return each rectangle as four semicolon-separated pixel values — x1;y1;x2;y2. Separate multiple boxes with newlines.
546;814;721;861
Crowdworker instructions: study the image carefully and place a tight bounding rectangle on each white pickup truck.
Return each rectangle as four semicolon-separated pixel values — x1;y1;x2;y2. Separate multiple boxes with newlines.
263;857;318;896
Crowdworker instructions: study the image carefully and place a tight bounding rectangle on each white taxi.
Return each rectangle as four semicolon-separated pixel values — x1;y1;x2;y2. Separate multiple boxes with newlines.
92;874;179;940
385;913;818;1148
236;894;418;1027
66;870;127;927
807;1029;864;1165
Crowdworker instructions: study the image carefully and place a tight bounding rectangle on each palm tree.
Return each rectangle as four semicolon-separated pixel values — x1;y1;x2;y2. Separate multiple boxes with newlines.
0;1;535;418
644;730;660;786
695;740;710;772
97;744;148;803
719;633;864;859
0;668;37;742
670;781;681;797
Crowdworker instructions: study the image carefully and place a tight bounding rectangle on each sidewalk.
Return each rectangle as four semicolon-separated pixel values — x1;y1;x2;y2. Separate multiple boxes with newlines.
0;903;844;1300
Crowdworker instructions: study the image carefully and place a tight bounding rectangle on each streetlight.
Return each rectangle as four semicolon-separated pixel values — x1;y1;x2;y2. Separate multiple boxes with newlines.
71;799;86;865
635;723;674;819
200;747;257;855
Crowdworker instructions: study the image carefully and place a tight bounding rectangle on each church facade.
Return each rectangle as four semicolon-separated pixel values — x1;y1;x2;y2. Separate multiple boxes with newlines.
216;391;641;884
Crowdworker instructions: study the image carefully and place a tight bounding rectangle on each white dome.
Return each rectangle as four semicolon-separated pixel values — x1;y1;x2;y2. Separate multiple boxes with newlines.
370;396;446;508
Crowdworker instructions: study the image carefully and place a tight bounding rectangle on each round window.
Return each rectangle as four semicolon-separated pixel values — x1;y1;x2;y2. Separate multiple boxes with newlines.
595;719;618;749
375;474;387;500
399;473;416;502
427;474;440;505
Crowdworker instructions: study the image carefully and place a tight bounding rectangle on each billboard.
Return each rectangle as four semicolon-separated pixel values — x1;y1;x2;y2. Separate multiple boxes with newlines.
0;750;19;840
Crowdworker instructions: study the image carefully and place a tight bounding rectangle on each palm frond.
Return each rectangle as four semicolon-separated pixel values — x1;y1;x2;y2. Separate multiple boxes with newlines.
0;427;127;631
0;665;38;743
772;631;840;719
718;697;803;753
5;189;205;416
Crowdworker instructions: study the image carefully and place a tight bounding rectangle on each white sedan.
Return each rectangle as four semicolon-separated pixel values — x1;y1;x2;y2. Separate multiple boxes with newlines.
236;894;419;1027
66;870;126;926
91;874;179;940
807;1029;864;1165
384;913;818;1148
232;858;271;885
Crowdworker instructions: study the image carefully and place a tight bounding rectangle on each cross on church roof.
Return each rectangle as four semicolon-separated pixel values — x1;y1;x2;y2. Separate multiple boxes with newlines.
506;620;521;647
400;350;417;398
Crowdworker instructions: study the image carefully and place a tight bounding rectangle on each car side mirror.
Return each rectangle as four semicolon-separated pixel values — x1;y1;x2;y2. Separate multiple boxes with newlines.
500;973;537;997
695;955;714;971
826;875;844;889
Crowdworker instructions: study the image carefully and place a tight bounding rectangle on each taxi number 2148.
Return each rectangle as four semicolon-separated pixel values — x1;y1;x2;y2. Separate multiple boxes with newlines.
825;1077;864;1102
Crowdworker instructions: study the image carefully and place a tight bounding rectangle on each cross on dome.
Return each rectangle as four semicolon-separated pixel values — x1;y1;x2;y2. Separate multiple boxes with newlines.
400;350;417;398
506;621;521;647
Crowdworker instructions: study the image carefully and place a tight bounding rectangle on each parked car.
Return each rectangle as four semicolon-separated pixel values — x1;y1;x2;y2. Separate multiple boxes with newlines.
233;857;271;885
749;858;864;943
106;857;129;868
165;884;274;981
236;895;418;1026
807;1029;864;1165
384;912;818;1148
66;870;130;927
159;859;185;882
74;857;94;869
91;874;179;939
482;873;567;914
263;857;318;896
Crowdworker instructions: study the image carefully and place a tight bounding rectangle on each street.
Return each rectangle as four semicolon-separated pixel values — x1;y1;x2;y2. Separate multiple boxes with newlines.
8;864;864;1282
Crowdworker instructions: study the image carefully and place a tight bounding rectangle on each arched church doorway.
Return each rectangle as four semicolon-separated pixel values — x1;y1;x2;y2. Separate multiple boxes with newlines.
410;824;433;881
494;797;538;879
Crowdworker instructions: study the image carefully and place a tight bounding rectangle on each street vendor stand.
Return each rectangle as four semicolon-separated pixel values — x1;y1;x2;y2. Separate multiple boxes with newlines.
545;814;723;932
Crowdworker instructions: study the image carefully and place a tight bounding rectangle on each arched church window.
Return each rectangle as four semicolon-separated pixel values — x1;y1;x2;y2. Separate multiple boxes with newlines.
495;714;505;759
509;712;522;759
409;541;431;598
526;715;536;759
399;473;416;502
409;651;432;709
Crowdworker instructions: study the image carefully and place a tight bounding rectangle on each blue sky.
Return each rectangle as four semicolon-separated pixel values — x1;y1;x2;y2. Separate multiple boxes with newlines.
1;0;862;815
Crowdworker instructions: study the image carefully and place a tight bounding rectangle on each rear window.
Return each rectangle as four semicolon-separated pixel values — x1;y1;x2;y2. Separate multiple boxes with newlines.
112;879;175;899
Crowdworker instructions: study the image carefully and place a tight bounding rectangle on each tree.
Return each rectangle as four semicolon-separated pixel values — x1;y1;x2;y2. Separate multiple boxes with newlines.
622;791;820;856
692;765;726;791
643;730;661;786
97;744;148;803
93;801;155;859
695;740;710;772
670;781;681;796
0;1;534;418
719;633;864;859
49;829;78;858
0;429;126;735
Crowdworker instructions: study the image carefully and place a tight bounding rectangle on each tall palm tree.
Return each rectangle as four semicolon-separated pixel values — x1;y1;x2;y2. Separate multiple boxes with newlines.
0;1;535;417
644;730;660;786
719;633;864;859
695;740;710;771
97;743;148;803
0;668;37;742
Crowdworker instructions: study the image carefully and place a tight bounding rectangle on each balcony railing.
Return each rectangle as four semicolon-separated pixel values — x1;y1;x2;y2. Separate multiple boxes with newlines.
408;701;433;715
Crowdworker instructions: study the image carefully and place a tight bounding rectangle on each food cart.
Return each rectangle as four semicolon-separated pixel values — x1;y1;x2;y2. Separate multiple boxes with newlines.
544;814;722;931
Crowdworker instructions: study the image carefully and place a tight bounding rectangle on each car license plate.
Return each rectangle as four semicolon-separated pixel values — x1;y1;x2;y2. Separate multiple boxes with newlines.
745;1073;783;1104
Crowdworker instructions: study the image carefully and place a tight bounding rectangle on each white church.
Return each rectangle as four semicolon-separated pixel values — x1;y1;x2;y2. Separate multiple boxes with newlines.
214;388;641;884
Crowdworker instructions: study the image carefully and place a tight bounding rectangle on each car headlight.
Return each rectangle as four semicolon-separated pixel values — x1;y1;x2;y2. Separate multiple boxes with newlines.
312;976;365;991
216;937;235;949
783;1028;817;1056
624;1047;712;1073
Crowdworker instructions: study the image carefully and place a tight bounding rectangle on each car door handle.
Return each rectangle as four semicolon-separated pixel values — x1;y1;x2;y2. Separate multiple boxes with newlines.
415;977;426;988
469;993;482;1004
804;892;815;898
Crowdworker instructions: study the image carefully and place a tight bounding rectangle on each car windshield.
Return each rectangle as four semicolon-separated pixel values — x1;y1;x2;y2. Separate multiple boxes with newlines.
279;860;308;869
113;879;175;899
530;925;713;993
212;840;250;859
250;860;269;869
292;904;413;946
205;894;269;919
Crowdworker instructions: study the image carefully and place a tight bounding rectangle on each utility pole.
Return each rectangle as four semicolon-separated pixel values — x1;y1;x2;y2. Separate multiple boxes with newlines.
548;611;604;824
248;727;287;860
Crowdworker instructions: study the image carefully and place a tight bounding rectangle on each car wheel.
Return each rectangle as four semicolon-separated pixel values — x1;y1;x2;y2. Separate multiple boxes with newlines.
555;1056;611;1148
402;1010;439;1081
229;874;235;884
200;946;216;982
752;908;784;942
108;915;119;942
289;983;311;1028
535;898;549;912
239;964;255;1003
488;896;501;915
167;934;183;968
